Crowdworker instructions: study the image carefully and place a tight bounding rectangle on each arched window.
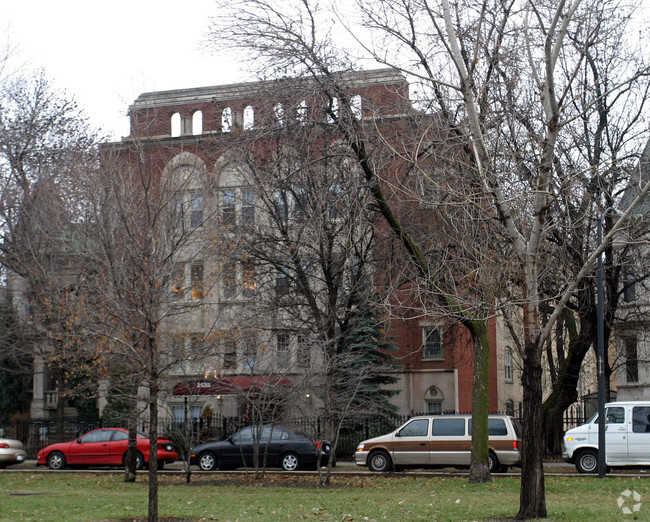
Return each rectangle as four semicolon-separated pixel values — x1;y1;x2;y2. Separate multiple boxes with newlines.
171;112;181;137
351;95;362;119
222;107;232;133
192;111;203;135
244;105;255;130
425;387;443;414
274;103;285;126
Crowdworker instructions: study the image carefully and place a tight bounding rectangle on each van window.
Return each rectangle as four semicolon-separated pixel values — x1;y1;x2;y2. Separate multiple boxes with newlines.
432;418;465;436
632;407;650;433
468;418;509;436
398;419;429;437
606;407;625;424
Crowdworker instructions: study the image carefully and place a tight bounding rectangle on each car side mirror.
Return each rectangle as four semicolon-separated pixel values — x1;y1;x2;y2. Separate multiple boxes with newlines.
76;439;82;444
228;437;235;444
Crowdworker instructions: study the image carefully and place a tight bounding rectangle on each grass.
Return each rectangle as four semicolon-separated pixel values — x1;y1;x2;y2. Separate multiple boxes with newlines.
0;472;648;520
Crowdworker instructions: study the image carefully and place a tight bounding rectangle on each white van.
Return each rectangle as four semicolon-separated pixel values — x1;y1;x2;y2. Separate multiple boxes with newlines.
563;401;650;473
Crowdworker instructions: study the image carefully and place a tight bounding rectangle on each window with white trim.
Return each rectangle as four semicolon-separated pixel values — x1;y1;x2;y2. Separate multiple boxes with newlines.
504;346;513;383
422;327;443;360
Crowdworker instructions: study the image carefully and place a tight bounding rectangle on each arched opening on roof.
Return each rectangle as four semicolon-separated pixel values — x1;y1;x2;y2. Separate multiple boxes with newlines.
171;112;181;137
192;111;203;135
297;100;307;125
274;103;285;126
351;95;362;119
244;105;254;130
222;107;232;133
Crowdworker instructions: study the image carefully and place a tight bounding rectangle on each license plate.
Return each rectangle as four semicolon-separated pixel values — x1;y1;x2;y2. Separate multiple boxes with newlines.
17;455;25;461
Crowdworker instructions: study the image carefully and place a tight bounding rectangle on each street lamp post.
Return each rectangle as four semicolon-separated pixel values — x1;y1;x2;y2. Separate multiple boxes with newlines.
596;213;607;478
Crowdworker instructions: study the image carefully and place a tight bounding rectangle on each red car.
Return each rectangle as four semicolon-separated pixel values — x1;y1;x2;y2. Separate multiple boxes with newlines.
36;428;178;470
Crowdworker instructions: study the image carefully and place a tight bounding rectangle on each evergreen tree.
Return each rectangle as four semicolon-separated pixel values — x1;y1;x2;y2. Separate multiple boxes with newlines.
337;305;399;419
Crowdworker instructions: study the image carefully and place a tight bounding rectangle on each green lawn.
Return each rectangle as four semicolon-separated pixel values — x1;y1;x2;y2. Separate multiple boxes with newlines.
1;472;648;520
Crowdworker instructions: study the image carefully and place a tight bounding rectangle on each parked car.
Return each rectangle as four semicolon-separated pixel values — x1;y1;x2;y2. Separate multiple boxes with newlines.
355;414;522;473
563;400;650;473
190;425;331;471
0;438;27;468
36;427;178;470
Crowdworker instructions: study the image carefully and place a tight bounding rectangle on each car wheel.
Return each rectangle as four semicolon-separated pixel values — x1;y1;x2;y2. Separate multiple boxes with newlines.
47;451;66;470
157;461;164;470
135;452;145;470
368;450;392;472
281;452;300;471
198;452;218;471
575;449;598;473
487;451;501;473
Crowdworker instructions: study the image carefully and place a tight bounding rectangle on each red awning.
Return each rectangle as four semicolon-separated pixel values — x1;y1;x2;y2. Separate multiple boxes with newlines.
172;376;291;396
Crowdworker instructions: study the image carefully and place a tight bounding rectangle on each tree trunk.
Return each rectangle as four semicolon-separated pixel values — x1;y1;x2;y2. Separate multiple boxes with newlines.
148;379;159;522
469;324;491;483
517;358;546;519
124;395;138;483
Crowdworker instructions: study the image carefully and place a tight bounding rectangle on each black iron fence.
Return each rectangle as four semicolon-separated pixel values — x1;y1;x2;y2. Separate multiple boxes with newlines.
1;409;589;460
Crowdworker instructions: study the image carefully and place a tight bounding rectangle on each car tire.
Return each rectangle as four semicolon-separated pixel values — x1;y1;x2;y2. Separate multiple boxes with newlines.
487;451;501;473
47;451;66;470
157;461;164;470
575;449;598;473
198;451;218;471
281;452;300;471
368;450;392;472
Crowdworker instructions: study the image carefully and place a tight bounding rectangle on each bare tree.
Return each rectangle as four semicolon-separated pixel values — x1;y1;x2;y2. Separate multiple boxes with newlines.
207;0;650;515
0;71;101;434
214;97;401;482
71;137;223;520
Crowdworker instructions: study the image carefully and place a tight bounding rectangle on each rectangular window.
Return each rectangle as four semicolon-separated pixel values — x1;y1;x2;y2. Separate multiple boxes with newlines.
276;270;290;297
171;194;185;231
190;191;204;228
426;401;442;414
293;186;308;222
242;259;256;298
221;190;236;225
276;332;290;368
190;263;204;299
606;407;625;424
625;336;638;383
221;261;238;299
243;335;257;371
624;265;636;302
242;188;255;224
504;347;513;383
171;263;185;299
422;327;443;360
296;334;310;369
223;340;237;369
632;406;650;433
274;189;288;222
432;418;465;436
328;184;342;221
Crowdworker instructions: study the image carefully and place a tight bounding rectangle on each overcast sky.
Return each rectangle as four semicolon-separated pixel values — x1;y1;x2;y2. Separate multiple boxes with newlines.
2;0;244;140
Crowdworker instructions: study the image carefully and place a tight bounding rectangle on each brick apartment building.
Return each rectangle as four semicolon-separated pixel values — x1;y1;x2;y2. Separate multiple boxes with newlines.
28;69;513;422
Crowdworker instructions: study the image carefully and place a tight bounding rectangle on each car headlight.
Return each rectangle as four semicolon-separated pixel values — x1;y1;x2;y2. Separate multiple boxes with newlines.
165;444;173;452
356;443;365;451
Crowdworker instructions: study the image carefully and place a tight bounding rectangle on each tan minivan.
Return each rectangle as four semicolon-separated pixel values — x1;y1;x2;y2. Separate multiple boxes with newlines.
355;414;522;473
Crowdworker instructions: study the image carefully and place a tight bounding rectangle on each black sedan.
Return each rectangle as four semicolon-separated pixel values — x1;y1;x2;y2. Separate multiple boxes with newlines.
190;425;330;471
